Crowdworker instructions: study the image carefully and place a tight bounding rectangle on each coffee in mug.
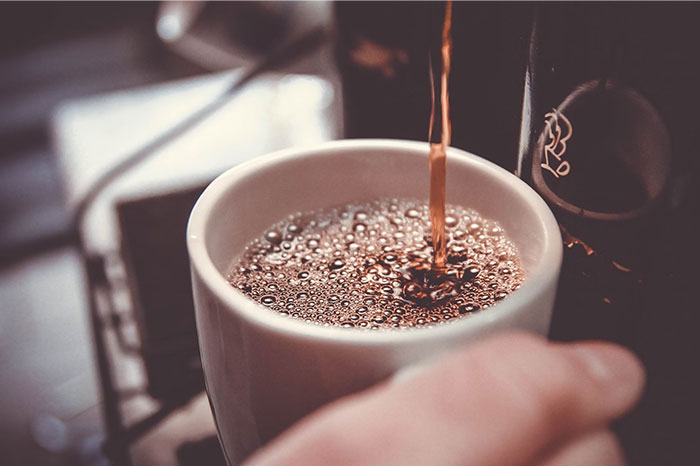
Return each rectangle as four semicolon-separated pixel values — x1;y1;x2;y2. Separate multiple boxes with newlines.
228;198;524;329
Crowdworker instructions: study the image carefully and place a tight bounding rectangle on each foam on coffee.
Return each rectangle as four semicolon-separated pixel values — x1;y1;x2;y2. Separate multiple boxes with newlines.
228;198;524;329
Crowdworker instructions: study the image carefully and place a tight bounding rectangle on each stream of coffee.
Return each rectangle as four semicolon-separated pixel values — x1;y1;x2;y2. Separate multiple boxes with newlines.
428;0;453;269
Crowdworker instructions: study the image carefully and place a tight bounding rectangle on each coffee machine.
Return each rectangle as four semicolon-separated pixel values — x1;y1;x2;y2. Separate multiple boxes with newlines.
518;5;700;465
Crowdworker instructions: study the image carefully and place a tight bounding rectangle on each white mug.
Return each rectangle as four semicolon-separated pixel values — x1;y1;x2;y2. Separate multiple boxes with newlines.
187;139;562;464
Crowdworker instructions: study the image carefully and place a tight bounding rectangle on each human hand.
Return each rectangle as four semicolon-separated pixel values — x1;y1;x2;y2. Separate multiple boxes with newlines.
245;332;645;466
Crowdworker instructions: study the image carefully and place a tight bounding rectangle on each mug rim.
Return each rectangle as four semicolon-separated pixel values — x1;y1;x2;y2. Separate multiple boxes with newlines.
187;139;562;346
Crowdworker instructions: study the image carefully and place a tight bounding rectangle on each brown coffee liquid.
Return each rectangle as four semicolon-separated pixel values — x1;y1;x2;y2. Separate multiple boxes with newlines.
428;0;453;268
228;199;524;329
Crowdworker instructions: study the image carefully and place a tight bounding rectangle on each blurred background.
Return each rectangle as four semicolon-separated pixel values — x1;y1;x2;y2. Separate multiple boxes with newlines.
1;2;698;466
1;2;339;465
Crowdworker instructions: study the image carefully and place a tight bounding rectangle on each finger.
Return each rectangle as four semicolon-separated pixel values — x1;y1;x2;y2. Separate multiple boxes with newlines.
245;332;644;466
536;429;626;466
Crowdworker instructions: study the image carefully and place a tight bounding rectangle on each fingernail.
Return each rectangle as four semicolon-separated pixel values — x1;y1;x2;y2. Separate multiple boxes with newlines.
571;344;645;401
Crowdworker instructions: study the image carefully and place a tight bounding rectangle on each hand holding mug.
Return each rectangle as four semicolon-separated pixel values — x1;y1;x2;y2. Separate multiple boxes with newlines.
247;332;644;466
